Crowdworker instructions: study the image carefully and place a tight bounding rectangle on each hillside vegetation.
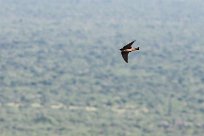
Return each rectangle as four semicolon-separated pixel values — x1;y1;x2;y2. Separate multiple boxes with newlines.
0;0;204;136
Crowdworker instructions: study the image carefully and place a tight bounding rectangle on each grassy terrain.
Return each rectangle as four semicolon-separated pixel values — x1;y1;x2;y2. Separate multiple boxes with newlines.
0;0;204;135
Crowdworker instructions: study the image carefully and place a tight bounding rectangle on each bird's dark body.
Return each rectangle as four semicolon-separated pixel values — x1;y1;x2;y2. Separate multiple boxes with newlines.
120;40;139;63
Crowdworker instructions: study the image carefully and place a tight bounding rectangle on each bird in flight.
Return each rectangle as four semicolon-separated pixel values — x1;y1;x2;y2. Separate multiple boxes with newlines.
120;40;139;63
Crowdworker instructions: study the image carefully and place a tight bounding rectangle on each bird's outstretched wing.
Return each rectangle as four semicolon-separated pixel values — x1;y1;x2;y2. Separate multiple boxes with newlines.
121;52;129;63
121;40;135;50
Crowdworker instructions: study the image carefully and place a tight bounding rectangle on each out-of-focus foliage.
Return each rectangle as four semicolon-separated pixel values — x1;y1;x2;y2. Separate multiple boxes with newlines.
0;0;204;136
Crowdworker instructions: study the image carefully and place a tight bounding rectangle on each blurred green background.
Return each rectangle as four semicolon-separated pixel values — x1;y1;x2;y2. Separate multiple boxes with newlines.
0;0;204;136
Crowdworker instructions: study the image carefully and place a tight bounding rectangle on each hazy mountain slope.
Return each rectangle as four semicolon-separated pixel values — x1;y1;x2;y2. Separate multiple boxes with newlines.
0;0;204;136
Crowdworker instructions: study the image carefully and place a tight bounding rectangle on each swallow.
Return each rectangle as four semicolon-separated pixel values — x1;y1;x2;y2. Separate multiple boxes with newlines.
120;40;139;63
